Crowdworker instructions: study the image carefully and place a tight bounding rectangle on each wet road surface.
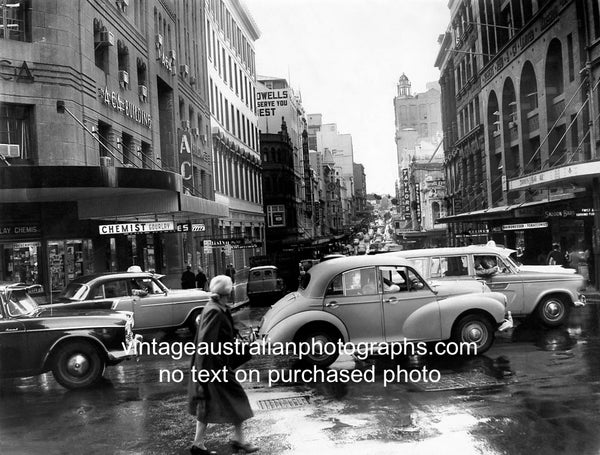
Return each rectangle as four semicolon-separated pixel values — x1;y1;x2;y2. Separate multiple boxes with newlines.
2;304;600;454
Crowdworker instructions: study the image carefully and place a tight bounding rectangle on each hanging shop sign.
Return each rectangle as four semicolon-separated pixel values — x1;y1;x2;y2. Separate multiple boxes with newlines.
99;221;174;235
98;86;152;128
178;131;194;194
201;239;263;249
175;223;206;232
502;222;548;231
402;168;411;221
414;183;421;226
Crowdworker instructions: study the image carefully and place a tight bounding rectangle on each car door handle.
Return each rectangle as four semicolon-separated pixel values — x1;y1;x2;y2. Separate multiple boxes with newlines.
385;297;398;304
325;302;339;309
4;327;19;332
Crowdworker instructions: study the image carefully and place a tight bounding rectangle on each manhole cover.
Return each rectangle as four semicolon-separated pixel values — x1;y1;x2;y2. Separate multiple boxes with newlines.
412;372;510;392
257;395;310;410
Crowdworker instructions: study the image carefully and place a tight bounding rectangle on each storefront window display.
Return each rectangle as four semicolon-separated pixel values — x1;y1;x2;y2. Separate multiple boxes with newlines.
1;242;41;284
47;239;94;292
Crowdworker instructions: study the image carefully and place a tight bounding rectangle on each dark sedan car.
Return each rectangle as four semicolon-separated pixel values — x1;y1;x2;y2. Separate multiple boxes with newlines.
0;283;140;389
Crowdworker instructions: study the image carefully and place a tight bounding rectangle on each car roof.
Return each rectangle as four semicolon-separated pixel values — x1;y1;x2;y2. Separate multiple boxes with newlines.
385;245;514;258
250;265;277;271
66;271;158;284
305;255;413;298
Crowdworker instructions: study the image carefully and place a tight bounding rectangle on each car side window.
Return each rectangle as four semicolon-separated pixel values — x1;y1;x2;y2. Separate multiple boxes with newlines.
380;266;406;292
439;256;468;277
325;274;343;296
148;278;165;294
104;280;129;298
90;285;104;299
264;270;272;278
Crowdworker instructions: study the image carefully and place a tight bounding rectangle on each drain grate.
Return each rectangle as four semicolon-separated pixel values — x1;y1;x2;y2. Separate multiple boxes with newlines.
257;395;310;410
412;371;511;392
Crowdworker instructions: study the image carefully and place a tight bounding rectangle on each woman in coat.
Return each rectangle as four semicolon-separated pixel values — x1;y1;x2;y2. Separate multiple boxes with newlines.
188;275;258;455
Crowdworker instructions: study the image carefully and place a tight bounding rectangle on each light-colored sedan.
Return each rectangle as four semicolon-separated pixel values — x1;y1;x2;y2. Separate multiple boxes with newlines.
258;255;512;367
49;271;210;332
388;244;586;327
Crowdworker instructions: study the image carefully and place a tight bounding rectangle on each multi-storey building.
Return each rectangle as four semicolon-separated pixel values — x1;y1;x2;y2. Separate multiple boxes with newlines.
353;163;369;228
0;0;228;294
436;0;600;284
256;76;315;240
205;0;264;271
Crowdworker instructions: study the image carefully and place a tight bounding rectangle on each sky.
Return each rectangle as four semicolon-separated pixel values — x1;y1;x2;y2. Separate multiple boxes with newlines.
244;0;451;195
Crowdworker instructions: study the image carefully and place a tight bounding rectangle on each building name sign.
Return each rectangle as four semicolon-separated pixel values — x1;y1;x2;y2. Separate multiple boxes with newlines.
402;168;411;221
98;87;152;128
99;222;174;235
256;89;288;117
502;222;548;231
0;59;34;83
480;0;568;87
510;160;600;191
545;208;595;218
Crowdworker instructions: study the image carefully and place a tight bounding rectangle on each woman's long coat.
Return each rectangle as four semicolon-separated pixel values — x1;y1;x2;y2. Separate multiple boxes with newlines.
187;299;253;424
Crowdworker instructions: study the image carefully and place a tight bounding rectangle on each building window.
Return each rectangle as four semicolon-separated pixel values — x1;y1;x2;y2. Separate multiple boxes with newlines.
0;103;33;161
94;19;111;72
97;121;111;158
118;40;130;89
141;141;151;169
567;33;574;82
121;132;133;165
0;0;30;41
267;205;286;227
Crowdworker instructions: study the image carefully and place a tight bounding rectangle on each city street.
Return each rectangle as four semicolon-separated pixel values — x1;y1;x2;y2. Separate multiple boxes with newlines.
2;303;600;455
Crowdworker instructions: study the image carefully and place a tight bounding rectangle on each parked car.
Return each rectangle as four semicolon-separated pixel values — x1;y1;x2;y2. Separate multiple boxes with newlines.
258;255;512;367
50;271;210;332
0;283;140;389
247;266;286;305
387;244;586;327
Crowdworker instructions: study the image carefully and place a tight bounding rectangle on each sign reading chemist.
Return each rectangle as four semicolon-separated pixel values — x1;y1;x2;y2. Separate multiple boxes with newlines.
99;222;174;234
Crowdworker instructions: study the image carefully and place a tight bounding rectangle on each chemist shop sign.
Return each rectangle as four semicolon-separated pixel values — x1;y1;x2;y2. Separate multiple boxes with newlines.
0;224;41;239
99;222;174;235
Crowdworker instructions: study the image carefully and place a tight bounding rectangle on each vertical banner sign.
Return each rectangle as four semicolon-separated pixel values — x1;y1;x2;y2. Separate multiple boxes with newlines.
402;168;411;221
415;183;421;228
179;130;193;194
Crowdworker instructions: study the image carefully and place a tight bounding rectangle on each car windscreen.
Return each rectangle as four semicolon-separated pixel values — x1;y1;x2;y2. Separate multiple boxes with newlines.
5;290;39;317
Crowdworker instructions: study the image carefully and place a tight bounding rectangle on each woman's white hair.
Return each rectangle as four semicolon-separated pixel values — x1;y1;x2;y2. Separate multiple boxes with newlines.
209;275;233;297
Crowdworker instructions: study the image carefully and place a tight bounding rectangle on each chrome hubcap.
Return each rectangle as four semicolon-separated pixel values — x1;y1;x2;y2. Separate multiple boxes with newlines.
66;354;90;377
544;301;563;321
463;323;487;346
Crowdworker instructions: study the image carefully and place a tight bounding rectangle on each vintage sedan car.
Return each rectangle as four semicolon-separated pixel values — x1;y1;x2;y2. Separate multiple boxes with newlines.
0;283;139;389
247;266;286;305
258;255;512;367
50;271;210;332
388;244;586;327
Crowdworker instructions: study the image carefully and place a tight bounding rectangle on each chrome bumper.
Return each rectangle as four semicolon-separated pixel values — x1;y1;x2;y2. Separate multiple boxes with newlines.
574;294;586;307
107;334;143;361
497;311;513;332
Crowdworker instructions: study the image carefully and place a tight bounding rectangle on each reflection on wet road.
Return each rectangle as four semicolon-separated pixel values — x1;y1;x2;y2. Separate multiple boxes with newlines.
2;304;600;454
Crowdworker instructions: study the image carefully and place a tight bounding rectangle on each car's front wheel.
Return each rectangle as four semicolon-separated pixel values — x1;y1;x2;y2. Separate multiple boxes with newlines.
452;314;494;354
51;340;105;389
187;309;203;335
295;327;340;368
537;295;569;327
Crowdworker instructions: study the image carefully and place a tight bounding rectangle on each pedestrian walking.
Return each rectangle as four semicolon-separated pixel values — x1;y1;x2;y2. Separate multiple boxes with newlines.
546;243;564;266
195;267;208;290
187;275;258;455
225;263;236;283
181;265;197;289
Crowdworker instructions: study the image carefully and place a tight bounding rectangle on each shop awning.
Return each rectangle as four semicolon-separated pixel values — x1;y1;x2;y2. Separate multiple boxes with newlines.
437;198;558;223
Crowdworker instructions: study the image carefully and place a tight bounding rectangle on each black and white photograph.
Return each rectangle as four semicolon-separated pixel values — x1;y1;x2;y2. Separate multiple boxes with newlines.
2;0;600;454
